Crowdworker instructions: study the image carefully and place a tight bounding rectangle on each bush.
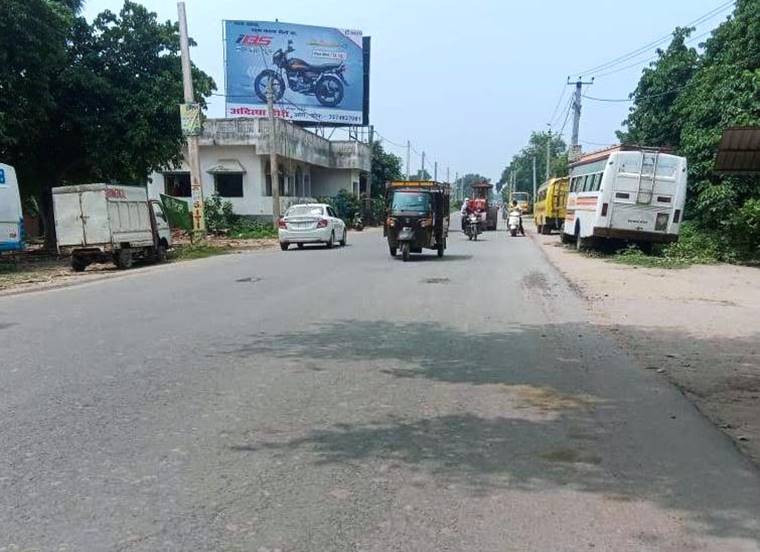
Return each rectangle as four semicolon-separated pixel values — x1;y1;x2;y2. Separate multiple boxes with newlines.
204;194;236;233
318;189;362;223
227;218;278;239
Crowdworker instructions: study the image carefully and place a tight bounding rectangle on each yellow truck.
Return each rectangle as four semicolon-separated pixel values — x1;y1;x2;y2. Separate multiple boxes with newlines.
534;177;569;235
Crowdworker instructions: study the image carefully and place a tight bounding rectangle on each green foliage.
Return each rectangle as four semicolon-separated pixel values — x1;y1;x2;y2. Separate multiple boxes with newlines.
413;168;432;181
457;173;491;199
500;132;568;194
172;242;227;260
318;189;362;222
618;27;699;148
371;142;403;196
204;194;277;238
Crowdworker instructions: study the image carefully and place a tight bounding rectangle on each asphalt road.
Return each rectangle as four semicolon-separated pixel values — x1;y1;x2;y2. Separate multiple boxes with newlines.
2;222;760;551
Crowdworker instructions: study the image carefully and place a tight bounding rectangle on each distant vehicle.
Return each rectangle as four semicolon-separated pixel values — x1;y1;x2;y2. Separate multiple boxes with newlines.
510;191;531;214
471;182;498;230
534;177;569;234
278;203;347;250
385;181;449;261
0;163;24;253
562;146;687;250
53;184;171;271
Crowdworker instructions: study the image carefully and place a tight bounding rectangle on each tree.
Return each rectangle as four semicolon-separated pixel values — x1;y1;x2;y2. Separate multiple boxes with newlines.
500;132;567;195
618;27;699;148
413;168;432;180
674;0;760;237
0;1;216;245
370;141;403;197
457;173;490;199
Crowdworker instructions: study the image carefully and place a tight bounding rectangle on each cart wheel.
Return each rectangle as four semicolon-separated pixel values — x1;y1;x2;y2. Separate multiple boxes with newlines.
401;242;410;262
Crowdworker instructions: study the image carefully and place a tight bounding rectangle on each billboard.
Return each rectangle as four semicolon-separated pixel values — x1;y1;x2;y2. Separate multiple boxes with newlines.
224;20;368;126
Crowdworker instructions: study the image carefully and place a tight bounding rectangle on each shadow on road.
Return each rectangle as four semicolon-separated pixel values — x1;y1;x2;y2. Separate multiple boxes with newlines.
222;319;760;545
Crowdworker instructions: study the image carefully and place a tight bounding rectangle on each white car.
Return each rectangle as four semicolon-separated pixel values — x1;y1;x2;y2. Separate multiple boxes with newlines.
278;203;347;250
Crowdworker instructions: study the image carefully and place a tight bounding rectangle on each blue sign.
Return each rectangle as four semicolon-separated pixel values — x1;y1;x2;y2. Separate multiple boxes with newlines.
0;168;5;185
224;20;365;125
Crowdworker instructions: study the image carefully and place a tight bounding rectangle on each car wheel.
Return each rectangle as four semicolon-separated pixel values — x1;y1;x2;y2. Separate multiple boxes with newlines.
326;231;335;249
280;242;289;251
339;228;347;246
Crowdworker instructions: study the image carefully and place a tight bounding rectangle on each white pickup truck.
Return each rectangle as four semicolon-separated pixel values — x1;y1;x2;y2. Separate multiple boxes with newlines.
53;184;171;271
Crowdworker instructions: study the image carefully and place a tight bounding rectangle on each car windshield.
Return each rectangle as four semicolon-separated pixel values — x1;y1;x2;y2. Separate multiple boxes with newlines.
391;192;431;214
286;205;324;217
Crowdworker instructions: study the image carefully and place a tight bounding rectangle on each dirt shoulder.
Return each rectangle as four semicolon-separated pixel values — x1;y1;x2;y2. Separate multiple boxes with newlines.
0;237;277;297
531;223;760;466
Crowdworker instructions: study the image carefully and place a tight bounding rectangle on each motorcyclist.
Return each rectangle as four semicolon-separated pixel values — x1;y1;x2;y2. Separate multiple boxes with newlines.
462;198;485;232
510;200;525;236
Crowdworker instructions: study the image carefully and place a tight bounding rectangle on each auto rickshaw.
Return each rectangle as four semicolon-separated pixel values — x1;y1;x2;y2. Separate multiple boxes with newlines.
384;181;450;262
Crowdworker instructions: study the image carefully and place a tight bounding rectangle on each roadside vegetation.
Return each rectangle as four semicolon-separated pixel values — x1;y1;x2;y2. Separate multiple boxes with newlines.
171;242;228;261
510;0;760;265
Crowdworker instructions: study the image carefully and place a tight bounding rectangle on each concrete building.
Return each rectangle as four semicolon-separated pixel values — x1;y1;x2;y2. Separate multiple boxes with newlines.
148;118;371;218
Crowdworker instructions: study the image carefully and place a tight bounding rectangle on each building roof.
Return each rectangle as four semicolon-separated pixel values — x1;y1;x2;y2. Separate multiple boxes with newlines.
715;127;760;175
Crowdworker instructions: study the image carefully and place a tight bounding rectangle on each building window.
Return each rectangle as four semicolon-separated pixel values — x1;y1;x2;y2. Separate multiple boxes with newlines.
164;173;191;197
214;173;244;197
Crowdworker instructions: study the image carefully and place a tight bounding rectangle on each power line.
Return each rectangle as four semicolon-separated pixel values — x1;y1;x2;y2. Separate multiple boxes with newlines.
548;84;568;126
571;0;734;77
582;85;687;103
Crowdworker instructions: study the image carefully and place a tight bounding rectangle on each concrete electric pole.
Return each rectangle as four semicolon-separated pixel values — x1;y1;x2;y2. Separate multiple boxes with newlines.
177;2;205;237
267;78;281;227
532;156;537;208
546;127;552;181
421;151;426;179
406;140;411;181
568;77;594;155
434;161;438;182
367;125;374;209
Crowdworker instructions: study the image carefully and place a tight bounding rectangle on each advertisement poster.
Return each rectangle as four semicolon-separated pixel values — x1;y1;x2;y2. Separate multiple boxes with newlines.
224;20;365;125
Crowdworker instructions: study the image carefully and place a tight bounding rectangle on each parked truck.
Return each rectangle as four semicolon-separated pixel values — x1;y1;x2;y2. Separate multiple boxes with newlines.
53;184;171;271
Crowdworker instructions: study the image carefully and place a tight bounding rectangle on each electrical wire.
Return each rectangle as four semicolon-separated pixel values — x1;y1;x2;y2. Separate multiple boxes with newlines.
571;0;734;77
582;85;687;103
548;84;568;127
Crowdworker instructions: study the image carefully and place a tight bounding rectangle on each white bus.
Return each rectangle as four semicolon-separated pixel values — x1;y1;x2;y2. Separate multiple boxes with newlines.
0;163;24;253
562;146;688;249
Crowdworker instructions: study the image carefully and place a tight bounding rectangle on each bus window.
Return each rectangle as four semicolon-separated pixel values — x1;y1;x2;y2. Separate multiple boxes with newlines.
582;175;591;192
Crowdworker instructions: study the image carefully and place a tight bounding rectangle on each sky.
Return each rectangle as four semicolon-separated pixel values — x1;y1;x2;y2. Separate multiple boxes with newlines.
82;0;733;182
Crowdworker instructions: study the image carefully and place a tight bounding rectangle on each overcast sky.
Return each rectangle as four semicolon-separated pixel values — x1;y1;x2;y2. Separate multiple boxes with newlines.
82;0;732;181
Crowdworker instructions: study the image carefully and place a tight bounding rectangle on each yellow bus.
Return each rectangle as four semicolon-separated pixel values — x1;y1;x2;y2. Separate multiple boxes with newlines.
534;177;569;235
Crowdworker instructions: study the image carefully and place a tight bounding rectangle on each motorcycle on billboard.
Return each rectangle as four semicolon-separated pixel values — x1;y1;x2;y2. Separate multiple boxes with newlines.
254;39;348;107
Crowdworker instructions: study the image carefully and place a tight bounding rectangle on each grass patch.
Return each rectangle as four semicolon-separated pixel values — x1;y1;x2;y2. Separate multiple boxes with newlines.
0;263;19;273
172;242;228;260
227;221;278;240
609;223;723;269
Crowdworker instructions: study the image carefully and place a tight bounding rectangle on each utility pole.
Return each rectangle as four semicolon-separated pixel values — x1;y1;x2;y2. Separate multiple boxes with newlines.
434;161;438;182
421;151;426;179
532;156;537;209
455;172;459;200
406;140;411;181
366;125;374;210
267;78;281;227
177;2;205;237
446;167;450;184
567;77;594;154
546;126;552;181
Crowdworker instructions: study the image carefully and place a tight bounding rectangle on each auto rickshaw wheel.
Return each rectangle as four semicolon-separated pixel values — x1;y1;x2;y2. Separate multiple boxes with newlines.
389;246;397;257
437;239;445;257
401;242;410;262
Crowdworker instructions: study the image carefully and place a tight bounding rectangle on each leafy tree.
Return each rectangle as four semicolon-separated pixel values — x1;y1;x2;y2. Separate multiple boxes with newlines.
413;168;432;180
674;0;760;241
618;27;699;148
457;173;490;199
0;1;216;246
370;141;403;197
501;132;567;195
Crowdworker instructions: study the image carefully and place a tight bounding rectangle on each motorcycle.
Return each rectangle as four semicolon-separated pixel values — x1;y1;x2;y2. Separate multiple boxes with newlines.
508;210;522;237
352;213;364;231
465;213;481;241
254;40;347;107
